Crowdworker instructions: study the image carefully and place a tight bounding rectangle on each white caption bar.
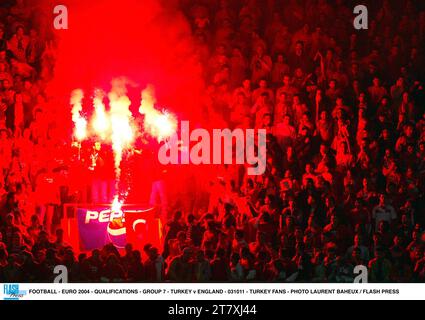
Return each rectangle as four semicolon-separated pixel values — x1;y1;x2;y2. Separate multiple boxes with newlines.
2;283;425;301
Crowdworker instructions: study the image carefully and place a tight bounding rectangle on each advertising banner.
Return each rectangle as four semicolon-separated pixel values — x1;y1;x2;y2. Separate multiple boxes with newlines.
77;206;155;251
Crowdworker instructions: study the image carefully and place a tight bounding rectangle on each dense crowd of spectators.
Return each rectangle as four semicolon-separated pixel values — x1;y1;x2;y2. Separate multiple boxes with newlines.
1;0;425;283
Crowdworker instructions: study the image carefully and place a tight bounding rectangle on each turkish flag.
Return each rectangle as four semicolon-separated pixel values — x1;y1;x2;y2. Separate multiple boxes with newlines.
124;207;160;250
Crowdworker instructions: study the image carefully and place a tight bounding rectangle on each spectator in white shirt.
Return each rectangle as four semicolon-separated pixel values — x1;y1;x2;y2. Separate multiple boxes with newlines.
372;194;397;231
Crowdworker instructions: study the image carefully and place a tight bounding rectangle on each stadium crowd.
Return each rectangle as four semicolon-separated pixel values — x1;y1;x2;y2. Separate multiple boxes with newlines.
1;0;425;283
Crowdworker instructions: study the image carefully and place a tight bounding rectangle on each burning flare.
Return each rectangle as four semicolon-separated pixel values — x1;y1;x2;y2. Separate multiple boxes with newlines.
139;85;177;142
70;80;178;210
111;195;123;213
92;89;110;140
70;89;87;141
108;78;135;184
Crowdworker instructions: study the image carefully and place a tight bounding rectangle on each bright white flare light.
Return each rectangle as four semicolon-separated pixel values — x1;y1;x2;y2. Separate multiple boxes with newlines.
74;117;88;141
108;79;135;192
152;111;177;142
111;195;123;213
71;89;87;141
70;81;178;209
92;89;110;140
139;85;177;142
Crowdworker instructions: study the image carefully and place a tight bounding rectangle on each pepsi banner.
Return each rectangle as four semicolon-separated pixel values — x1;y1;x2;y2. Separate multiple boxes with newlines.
77;206;156;251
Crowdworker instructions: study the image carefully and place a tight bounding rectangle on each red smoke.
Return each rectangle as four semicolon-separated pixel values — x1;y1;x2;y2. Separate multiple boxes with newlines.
40;0;215;207
45;0;204;122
